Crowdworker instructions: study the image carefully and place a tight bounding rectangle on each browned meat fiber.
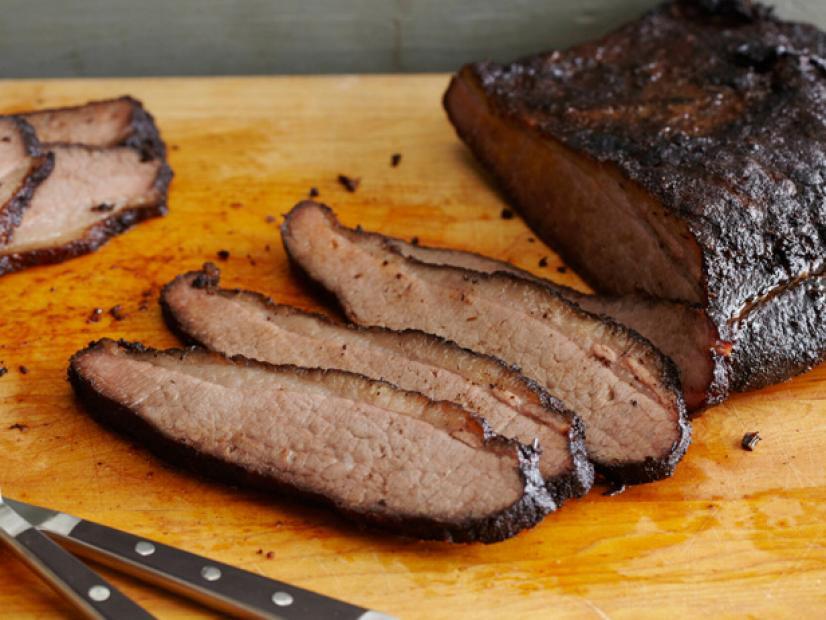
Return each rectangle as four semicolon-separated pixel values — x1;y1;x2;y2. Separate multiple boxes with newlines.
69;339;555;543
21;97;166;160
0;144;171;276
281;201;690;485
444;0;826;392
161;263;594;503
390;240;727;412
0;117;53;243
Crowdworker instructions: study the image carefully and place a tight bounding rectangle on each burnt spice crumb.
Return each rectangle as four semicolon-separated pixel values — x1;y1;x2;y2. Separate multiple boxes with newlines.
309;187;319;197
109;305;126;321
337;174;360;192
741;431;761;451
381;260;389;266
8;423;27;432
538;257;549;268
391;153;402;167
0;366;7;378
630;399;638;406
557;266;568;273
500;208;514;220
87;308;103;323
216;250;230;261
266;551;274;560
411;236;419;245
18;365;28;375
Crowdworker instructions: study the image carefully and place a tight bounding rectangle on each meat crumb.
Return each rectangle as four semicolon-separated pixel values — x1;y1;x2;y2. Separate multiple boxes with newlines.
741;431;761;451
337;174;360;192
603;482;626;497
216;250;230;261
87;308;104;323
109;305;126;321
557;266;568;274
266;551;274;560
391;153;402;167
8;423;27;432
309;187;319;197
500;208;514;220
18;365;28;375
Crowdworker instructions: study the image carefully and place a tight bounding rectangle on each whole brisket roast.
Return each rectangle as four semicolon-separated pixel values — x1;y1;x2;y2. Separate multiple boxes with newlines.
69;338;554;543
444;0;826;392
161;263;594;503
282;201;690;485
392;240;727;411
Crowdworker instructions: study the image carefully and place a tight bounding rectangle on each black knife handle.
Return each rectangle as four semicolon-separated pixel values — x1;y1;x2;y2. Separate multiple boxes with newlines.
55;520;379;620
4;526;154;620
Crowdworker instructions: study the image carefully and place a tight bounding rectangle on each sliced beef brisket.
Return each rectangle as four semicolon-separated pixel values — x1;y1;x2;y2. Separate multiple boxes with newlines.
443;0;826;390
0;145;171;275
69;339;554;543
391;240;728;411
160;263;594;503
281;201;690;485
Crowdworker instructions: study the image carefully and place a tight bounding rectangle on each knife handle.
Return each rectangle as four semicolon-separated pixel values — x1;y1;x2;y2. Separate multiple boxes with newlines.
0;511;153;620
52;520;375;620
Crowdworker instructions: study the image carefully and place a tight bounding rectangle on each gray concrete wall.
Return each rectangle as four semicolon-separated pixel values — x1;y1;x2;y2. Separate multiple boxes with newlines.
0;0;823;78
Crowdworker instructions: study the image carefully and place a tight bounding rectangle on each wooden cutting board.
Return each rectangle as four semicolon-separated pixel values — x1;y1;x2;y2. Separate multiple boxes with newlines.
0;76;824;619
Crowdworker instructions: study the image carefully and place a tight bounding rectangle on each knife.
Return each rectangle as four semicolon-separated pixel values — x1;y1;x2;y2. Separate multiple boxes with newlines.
4;496;394;620
0;493;154;619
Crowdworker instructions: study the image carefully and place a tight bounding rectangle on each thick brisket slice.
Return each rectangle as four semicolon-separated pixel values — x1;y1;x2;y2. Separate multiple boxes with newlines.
0;117;53;243
161;264;593;503
0;145;171;275
392;241;728;411
22;97;166;160
69;339;554;543
282;202;690;485
444;0;826;389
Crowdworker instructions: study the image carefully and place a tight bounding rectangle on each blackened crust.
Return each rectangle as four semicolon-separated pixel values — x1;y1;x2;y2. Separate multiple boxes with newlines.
0;118;54;244
730;272;826;391
0;159;172;277
281;201;691;486
121;96;168;161
160;263;595;502
68;339;556;543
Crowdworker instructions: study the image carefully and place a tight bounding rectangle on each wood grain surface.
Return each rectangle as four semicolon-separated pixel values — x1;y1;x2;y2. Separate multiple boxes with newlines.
0;76;824;619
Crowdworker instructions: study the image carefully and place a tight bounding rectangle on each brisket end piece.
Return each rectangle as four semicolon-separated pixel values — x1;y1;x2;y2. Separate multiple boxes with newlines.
281;201;690;485
444;0;826;389
69;339;555;543
160;263;594;503
0;145;172;276
390;240;730;412
22;96;167;160
0;117;54;244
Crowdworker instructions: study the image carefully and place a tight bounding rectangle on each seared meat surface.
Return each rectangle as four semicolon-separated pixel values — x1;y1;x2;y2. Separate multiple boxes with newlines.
393;240;727;411
444;0;826;390
70;339;554;543
161;263;594;503
282;201;690;485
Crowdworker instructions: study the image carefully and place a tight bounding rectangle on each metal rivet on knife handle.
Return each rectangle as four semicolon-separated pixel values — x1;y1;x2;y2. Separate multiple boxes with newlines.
88;585;111;602
135;541;155;556
201;565;222;582
272;591;294;607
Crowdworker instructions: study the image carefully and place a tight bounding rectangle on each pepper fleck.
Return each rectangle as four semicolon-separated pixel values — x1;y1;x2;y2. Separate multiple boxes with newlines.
741;431;761;451
309;187;319;197
337;174;360;192
216;250;230;261
109;305;126;321
391;153;402;167
538;257;549;267
87;308;104;323
18;365;28;375
500;208;514;220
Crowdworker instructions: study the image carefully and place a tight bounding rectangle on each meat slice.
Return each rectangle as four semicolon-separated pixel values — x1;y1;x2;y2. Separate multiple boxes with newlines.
21;97;166;160
443;0;826;390
0;145;171;275
281;202;690;485
161;263;594;503
0;117;53;243
69;339;554;543
390;240;728;411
